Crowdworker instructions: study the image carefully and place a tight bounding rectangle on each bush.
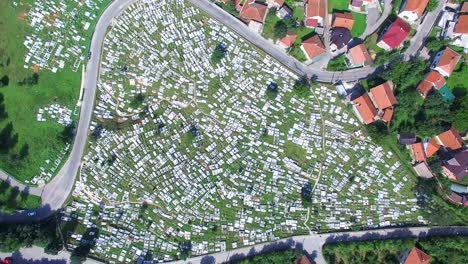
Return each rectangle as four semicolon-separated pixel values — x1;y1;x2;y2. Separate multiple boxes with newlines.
293;77;311;98
210;43;227;65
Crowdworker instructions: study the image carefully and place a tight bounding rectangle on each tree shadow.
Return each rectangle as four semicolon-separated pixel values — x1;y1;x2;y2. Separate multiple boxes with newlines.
200;255;216;264
9;249;66;264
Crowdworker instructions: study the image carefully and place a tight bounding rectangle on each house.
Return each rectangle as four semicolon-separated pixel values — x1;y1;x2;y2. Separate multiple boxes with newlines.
398;133;417;145
368;81;397;123
347;44;373;68
433;47;461;77
304;0;327;29
425;138;440;158
461;2;468;14
266;0;284;9
330;27;352;51
240;0;268;33
449;191;464;204
410;142;426;163
398;0;429;23
413;162;434;178
277;5;293;19
294;255;312;264
278;33;297;49
448;7;468;49
442;149;468;181
416;70;446;98
435;127;464;152
403;247;431;264
377;17;411;50
300;35;326;63
333;12;354;30
352;93;377;124
349;0;374;13
454;14;468;34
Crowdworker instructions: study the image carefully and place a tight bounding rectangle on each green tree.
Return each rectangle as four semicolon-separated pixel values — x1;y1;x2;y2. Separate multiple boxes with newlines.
273;20;288;39
266;82;278;100
61;121;76;143
293;77;311;98
451;92;468;133
18;143;29;160
210;43;226;65
425;37;449;52
0;122;18;153
426;0;438;12
380;59;427;92
0;92;8;120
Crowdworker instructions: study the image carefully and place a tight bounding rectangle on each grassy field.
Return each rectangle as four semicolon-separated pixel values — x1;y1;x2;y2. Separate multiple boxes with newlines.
0;180;41;213
351;12;367;37
328;0;350;12
327;54;348;71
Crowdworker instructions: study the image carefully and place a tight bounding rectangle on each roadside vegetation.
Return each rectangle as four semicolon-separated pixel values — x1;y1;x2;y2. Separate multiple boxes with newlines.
228;248;311;264
0;180;41;213
323;236;468;264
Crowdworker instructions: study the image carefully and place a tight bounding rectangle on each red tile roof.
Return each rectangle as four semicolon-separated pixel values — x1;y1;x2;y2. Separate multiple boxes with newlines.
348;44;372;66
333;12;355;30
411;142;426;162
404;247;431;264
461;2;468;13
417;80;434;97
353;94;377;124
425;70;446;89
369;82;397;110
279;33;297;47
240;0;268;23
436;47;461;76
381;107;394;123
301;35;326;60
380;17;411;49
437;127;464;151
402;0;429;17
306;0;327;20
454;14;468;34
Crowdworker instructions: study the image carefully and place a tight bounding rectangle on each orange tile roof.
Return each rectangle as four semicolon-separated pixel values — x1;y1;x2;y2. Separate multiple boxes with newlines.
381;107;394;123
279;33;297;47
411;142;426;162
404;247;430;264
425;70;446;89
301;35;326;60
454;14;468;33
240;0;268;23
295;256;312;264
348;44;372;66
353;94;377;124
306;0;327;19
333;12;355;30
402;0;429;17
417;80;434;97
436;47;461;76
369;82;397;110
437;127;464;151
426;138;440;158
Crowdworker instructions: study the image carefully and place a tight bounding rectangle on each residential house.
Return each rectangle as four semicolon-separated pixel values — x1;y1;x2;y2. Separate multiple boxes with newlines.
433;47;461;77
368;81;397;123
398;133;417;145
447;3;468;48
294;255;312;264
377;17;411;50
240;0;268;33
347;44;373;68
413;162;434;178
352;93;377;124
403;247;431;264
277;33;297;49
304;0;327;29
277;5;293;19
410;142;426;163
425;138;440;158
461;2;468;14
266;0;284;9
398;0;429;23
416;70;446;98
434;127;464;152
300;35;326;63
349;0;374;13
330;27;352;51
442;149;468;181
333;12;355;30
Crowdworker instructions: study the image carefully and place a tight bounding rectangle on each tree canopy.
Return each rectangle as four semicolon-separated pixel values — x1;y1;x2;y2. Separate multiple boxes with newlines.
210;43;227;65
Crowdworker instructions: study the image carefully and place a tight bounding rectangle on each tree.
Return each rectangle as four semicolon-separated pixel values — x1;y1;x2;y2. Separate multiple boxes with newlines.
451;92;468;133
61;121;76;143
0;122;18;153
0;92;8;120
293;77;311;98
380;59;427;92
425;37;449;52
18;143;29;160
266;82;278;100
210;43;226;65
426;0;438;12
273;20;288;39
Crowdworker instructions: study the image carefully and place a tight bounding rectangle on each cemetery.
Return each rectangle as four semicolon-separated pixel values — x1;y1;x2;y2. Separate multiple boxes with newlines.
61;0;427;262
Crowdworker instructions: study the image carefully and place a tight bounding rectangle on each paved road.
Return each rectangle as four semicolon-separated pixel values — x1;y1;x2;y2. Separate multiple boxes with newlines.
360;0;393;40
0;246;101;264
171;226;468;264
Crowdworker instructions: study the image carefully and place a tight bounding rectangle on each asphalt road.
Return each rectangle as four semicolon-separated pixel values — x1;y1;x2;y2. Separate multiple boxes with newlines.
171;226;468;264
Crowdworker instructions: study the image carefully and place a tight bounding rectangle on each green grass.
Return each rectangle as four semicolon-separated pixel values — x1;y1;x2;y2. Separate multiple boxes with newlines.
328;0;350;12
287;27;314;62
0;180;41;213
351;12;366;38
293;7;304;21
447;63;468;91
262;9;281;40
327;55;348;71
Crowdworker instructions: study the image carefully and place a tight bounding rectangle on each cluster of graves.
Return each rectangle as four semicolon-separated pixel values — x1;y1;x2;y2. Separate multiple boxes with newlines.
62;0;426;262
36;103;72;125
17;0;108;72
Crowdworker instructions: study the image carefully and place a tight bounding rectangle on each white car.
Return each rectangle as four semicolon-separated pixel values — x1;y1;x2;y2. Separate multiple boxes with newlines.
27;211;36;216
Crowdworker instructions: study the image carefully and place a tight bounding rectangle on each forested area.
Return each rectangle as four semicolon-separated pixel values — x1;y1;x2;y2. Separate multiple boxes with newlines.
228;249;310;264
323;236;468;264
